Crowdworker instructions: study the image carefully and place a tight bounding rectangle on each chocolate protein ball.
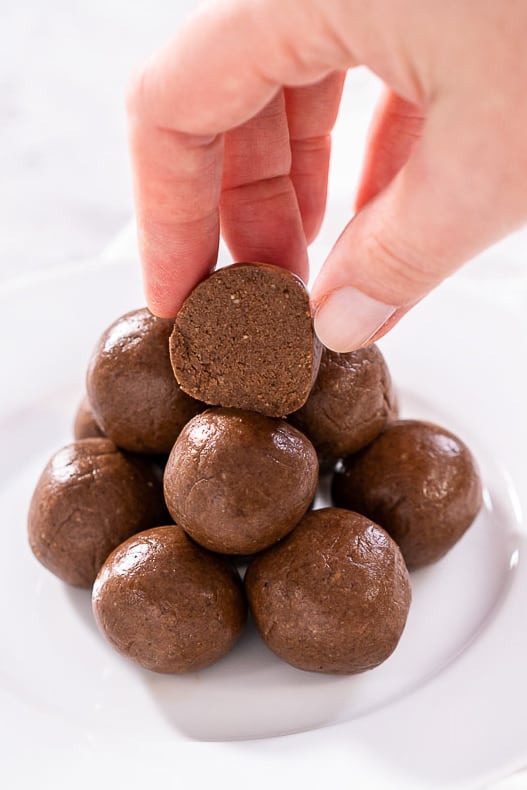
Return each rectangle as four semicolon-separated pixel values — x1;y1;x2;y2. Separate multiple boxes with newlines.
87;307;204;454
164;408;318;554
170;262;321;417
28;438;169;588
73;395;105;440
93;525;247;673
245;508;411;674
289;344;396;471
332;420;483;569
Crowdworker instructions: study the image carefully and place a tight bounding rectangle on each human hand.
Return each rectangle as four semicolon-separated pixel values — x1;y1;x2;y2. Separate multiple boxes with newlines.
127;0;527;351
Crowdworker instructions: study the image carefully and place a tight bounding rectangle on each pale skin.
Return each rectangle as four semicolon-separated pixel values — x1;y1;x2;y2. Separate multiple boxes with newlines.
127;0;527;351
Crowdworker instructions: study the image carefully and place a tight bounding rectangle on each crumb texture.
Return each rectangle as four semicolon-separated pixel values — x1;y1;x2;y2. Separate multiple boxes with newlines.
170;263;320;417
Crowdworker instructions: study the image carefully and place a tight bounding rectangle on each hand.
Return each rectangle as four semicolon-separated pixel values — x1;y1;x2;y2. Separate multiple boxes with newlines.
127;0;527;351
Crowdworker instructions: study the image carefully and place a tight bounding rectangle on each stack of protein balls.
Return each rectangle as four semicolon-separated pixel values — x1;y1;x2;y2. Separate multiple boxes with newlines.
28;263;483;675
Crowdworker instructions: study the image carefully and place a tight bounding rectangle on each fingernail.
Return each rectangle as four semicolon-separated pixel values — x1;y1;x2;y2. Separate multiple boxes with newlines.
314;287;396;352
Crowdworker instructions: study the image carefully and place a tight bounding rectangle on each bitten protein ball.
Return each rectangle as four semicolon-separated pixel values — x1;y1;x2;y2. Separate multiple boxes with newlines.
28;438;169;587
245;508;411;674
73;395;105;440
164;408;318;554
87;307;203;454
289;345;396;471
93;525;247;673
332;420;483;569
169;262;321;417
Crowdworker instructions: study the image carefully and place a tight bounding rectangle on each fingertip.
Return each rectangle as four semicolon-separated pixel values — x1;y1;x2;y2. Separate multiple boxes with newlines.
137;208;220;318
305;218;322;246
312;285;396;352
140;240;215;318
296;251;311;285
143;274;182;319
299;183;326;244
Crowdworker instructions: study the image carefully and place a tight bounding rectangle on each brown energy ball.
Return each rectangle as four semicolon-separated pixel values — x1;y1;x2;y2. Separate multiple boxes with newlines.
289;344;396;471
331;420;483;569
73;395;105;440
86;307;204;454
164;408;318;554
245;508;411;674
92;525;247;674
28;438;169;588
170;262;321;417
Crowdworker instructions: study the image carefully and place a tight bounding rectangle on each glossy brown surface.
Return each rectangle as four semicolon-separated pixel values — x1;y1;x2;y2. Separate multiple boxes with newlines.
332;420;483;569
170;262;321;417
92;525;247;673
86;307;203;453
73;395;105;440
164;408;318;554
27;438;169;588
245;508;411;674
289;345;396;471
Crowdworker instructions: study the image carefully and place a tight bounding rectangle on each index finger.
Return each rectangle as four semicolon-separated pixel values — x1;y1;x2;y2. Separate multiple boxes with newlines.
127;0;351;316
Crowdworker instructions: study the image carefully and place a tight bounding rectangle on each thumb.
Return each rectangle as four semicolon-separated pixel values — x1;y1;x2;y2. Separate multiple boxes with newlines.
311;102;525;351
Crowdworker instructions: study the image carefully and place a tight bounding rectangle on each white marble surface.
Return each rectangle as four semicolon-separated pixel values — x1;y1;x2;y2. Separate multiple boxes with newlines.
2;3;527;788
1;1;197;280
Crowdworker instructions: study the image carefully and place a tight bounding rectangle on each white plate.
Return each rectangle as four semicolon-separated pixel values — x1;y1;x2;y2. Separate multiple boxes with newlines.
1;234;527;790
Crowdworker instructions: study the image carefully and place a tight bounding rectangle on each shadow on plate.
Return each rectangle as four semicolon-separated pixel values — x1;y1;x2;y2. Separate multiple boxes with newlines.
142;613;354;742
63;584;99;637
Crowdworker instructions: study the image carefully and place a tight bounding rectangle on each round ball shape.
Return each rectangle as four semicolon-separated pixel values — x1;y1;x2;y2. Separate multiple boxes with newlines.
289;344;396;470
27;438;169;587
245;508;411;674
170;262;321;417
87;307;203;453
331;420;483;569
92;525;247;673
73;395;105;440
164;408;318;554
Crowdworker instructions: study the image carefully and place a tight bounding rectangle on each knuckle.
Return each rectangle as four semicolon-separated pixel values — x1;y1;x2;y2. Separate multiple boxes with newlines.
290;134;330;154
364;226;443;303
